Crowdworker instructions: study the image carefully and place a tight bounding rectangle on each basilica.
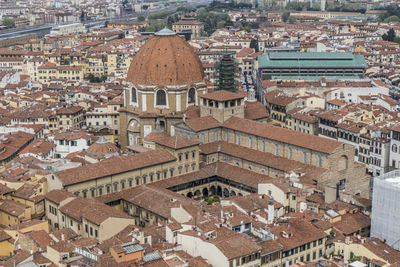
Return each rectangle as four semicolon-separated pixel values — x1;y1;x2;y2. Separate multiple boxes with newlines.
119;28;207;147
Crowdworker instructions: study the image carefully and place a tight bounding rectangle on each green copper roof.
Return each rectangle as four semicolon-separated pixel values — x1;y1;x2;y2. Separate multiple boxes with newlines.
258;52;367;69
270;75;363;80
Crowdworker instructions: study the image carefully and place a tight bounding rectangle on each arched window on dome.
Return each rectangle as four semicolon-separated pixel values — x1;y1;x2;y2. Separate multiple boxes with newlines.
188;88;196;104
156;90;167;106
131;87;137;103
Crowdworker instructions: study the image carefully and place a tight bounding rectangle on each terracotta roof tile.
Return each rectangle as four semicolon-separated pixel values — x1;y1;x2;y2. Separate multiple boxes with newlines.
200;90;246;102
127;33;204;86
54;149;175;186
222;117;343;154
60;197;131;225
45;189;76;204
184;116;220;132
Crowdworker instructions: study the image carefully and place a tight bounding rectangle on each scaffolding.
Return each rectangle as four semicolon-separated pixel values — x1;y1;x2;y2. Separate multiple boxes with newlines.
215;52;239;92
371;169;400;250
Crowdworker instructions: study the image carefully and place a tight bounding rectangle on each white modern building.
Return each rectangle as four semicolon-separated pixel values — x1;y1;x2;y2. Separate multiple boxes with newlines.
50;23;86;36
371;169;400;250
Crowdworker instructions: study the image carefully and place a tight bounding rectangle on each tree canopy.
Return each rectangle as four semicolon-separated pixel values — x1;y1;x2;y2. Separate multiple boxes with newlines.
2;17;14;28
383;28;396;42
384;15;400;23
196;8;233;36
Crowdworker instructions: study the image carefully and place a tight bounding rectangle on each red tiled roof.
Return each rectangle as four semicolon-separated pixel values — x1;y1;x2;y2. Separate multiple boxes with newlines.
54;149;176;186
222;117;343;154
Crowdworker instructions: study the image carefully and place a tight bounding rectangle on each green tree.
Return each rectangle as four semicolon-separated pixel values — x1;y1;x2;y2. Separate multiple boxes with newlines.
240;25;251;32
250;38;259;52
282;12;290;22
80;11;86;22
100;74;108;82
264;21;273;27
217;20;226;29
118;33;125;39
394;36;400;44
2;17;14;28
196;9;233;36
288;16;297;24
384;15;400;23
137;15;145;22
383;28;396;41
145;25;156;32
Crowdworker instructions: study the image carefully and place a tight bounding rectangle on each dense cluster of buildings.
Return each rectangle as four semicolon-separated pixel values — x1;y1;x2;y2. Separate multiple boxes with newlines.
0;4;398;267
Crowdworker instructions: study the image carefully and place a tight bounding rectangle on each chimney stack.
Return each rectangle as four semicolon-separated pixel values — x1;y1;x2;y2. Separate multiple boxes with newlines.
267;197;274;224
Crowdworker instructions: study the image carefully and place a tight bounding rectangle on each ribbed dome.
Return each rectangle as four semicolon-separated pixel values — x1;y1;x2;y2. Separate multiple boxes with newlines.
127;29;205;86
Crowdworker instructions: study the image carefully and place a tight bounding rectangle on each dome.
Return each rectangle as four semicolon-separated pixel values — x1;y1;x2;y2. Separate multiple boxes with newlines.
86;136;119;159
127;28;205;87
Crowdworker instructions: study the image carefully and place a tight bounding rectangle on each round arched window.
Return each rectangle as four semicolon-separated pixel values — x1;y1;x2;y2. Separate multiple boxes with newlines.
156;90;166;106
188;88;195;104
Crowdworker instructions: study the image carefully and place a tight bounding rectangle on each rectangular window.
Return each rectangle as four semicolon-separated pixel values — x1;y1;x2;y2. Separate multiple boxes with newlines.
303;152;307;163
95;230;98;237
90;227;93;236
85;224;88;233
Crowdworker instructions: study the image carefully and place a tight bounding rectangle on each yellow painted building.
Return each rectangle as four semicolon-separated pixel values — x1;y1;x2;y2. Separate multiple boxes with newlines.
0;231;13;257
38;62;83;84
0;199;31;227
